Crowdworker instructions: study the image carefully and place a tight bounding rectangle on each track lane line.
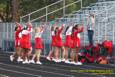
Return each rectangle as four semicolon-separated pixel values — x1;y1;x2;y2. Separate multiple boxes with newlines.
0;62;74;77
0;67;42;77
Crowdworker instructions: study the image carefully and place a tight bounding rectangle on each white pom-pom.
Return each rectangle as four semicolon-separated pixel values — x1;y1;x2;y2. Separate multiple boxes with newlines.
77;33;80;38
19;33;22;38
62;24;65;27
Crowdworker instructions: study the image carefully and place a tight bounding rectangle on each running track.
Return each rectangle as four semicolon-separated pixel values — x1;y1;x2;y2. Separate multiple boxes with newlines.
0;52;115;77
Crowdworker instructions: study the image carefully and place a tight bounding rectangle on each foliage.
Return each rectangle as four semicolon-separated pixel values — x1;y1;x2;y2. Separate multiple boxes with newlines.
0;0;97;22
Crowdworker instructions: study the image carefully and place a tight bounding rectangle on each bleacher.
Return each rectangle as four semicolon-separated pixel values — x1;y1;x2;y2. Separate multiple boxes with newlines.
58;0;115;45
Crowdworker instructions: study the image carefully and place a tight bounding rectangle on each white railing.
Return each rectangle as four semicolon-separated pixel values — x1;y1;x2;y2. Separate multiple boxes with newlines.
20;0;83;22
20;0;63;22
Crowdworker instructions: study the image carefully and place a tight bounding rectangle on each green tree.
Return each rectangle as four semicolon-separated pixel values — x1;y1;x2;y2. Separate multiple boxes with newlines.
11;0;20;22
0;0;97;22
0;0;7;22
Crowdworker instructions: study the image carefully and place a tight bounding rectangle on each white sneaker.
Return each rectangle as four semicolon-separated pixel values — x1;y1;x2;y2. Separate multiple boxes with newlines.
22;59;29;64
58;59;62;62
55;59;61;63
10;55;14;62
36;61;42;65
22;61;26;64
78;52;82;56
52;58;61;62
74;62;82;65
46;57;51;61
29;60;35;64
70;61;76;64
52;58;56;62
61;58;65;62
65;60;71;64
17;57;23;62
25;59;29;64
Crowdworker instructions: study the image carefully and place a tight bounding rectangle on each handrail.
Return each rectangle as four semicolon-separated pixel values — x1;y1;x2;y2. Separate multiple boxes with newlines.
63;0;81;8
31;7;64;22
20;0;63;19
30;0;82;22
20;0;83;22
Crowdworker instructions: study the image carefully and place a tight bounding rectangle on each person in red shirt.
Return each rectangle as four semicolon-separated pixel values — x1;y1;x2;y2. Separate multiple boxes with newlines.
53;24;65;62
10;22;22;62
46;25;57;61
29;26;44;64
64;25;73;63
20;22;32;64
70;24;83;65
103;40;113;57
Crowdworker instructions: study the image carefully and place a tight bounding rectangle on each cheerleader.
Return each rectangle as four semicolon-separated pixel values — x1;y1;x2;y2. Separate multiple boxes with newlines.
29;26;44;64
20;22;32;64
10;22;22;62
71;24;83;65
53;24;65;62
103;40;113;57
46;26;57;61
26;22;33;60
64;25;73;63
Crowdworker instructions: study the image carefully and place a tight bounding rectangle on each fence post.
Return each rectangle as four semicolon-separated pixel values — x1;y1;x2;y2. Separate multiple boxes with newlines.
63;0;65;16
46;7;48;22
20;17;22;23
81;0;82;8
28;14;31;22
113;24;115;43
105;6;108;40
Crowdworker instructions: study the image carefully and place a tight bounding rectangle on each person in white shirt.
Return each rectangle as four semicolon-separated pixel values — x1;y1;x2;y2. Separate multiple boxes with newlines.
87;14;95;46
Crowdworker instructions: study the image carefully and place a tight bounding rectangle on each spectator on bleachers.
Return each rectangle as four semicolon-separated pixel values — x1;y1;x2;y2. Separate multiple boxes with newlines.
87;14;95;46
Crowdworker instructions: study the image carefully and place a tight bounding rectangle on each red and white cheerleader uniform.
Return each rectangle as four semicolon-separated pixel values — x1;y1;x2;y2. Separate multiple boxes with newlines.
20;26;32;49
103;40;113;56
64;26;73;48
10;23;22;62
55;25;64;47
15;24;22;47
46;29;56;61
71;27;83;48
51;30;57;47
35;28;44;49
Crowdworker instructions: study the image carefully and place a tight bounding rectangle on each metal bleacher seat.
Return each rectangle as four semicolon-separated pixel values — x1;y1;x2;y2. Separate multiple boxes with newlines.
59;0;115;45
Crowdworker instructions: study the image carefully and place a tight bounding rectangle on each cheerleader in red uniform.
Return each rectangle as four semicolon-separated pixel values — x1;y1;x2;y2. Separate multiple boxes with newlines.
64;25;73;63
103;40;113;57
29;26;44;64
26;22;33;60
21;22;32;64
46;26;57;61
10;22;22;62
53;24;65;62
71;24;83;65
